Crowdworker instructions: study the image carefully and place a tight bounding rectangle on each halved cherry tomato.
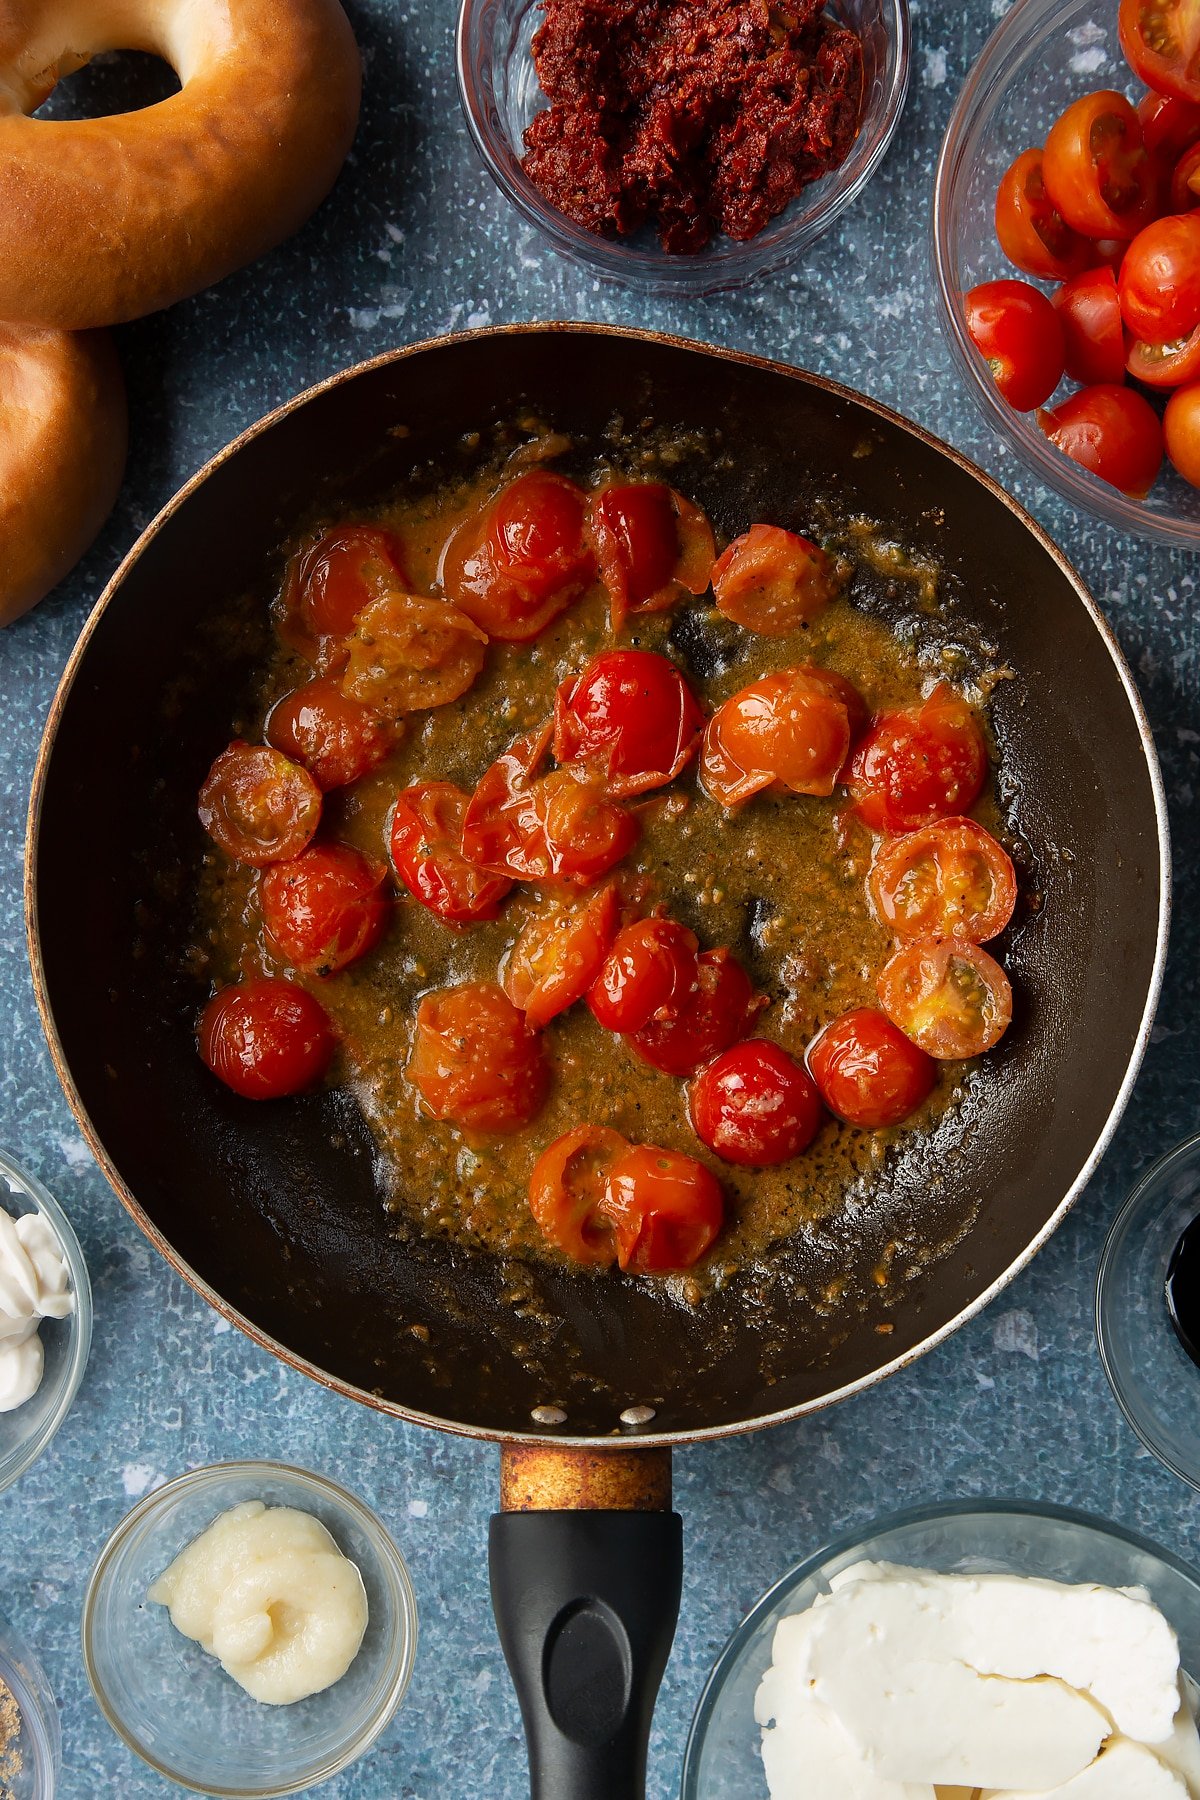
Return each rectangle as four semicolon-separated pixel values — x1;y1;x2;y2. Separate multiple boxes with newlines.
1120;0;1200;106
700;667;857;808
868;818;1017;945
1119;213;1200;342
807;1008;937;1128
601;1145;725;1273
964;281;1066;411
288;524;410;646
710;525;842;634
589;482;715;631
1138;90;1200;160
629;947;757;1076
1126;322;1200;384
198;742;322;866
688;1040;823;1166
553;650;705;798
407;981;549;1134
462;724;638;886
502;884;619;1028
1164;379;1200;482
1052;268;1126;386
341;591;487;719
1042;90;1159;240
266;674;398;791
260;843;389;975
877;938;1013;1059
1037;384;1164;496
588;918;699;1034
528;1124;627;1265
389;781;513;925
845;685;987;835
199;977;335;1099
1171;140;1200;208
995;148;1093;281
439;469;594;641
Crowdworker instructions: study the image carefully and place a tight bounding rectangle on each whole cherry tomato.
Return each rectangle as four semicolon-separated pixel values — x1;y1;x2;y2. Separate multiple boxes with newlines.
199;978;335;1099
1164;379;1200;483
290;524;410;645
710;525;843;635
807;1008;937;1129
1120;0;1200;105
389;781;513;925
601;1145;725;1273
588;918;700;1034
1138;90;1200;160
198;742;322;867
588;482;715;631
260;843;389;975
462;724;638;886
341;591;487;719
688;1040;823;1165
1118;213;1200;342
877;938;1013;1059
1037;384;1164;496
553;650;705;798
1126;322;1200;385
528;1124;628;1265
845;685;987;835
1052;268;1127;386
439;469;594;641
629;947;757;1076
407;981;548;1134
502;884;619;1029
868;818;1017;945
700;667;858;808
1042;90;1159;240
963;280;1066;410
266;674;398;791
994;148;1093;281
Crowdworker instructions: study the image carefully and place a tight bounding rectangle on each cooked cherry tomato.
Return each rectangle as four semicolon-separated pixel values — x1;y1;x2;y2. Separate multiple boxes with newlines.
439;469;594;641
528;1124;628;1265
1042;90;1159;240
701;667;857;808
389;781;513;925
1164;379;1200;482
1037;384;1164;496
964;281;1066;411
553;650;705;799
266;674;398;791
341;591;487;719
588;918;699;1034
1126;321;1200;384
688;1040;823;1166
1120;0;1200;106
502;884;619;1028
845;685;987;835
407;981;548;1134
260;843;389;975
601;1144;725;1273
995;148;1093;281
1138;90;1200;159
198;742;322;867
710;525;842;634
807;1008;937;1128
629;947;757;1077
1171;140;1200;208
589;482;715;631
869;818;1017;945
1052;268;1126;386
199;977;335;1099
877;938;1013;1059
289;524;410;645
1119;213;1200;342
462;725;638;886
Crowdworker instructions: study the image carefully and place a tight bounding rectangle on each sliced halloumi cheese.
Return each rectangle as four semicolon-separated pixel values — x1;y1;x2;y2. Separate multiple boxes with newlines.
756;1674;936;1800
978;1735;1189;1797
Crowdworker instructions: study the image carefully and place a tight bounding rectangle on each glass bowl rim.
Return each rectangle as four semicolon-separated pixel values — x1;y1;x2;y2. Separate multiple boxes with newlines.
0;1147;93;1496
0;1605;63;1790
81;1458;420;1799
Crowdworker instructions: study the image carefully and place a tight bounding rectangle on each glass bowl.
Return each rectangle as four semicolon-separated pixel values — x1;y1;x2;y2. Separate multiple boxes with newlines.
681;1498;1200;1798
82;1461;418;1797
0;1151;92;1496
0;1609;61;1799
456;0;910;293
1097;1130;1200;1492
933;0;1200;549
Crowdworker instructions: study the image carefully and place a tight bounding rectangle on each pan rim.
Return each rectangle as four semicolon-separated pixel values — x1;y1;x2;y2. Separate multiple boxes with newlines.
23;321;1173;1449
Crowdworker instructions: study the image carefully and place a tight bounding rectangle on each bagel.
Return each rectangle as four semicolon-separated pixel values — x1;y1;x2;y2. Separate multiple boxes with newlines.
0;0;362;329
1;324;127;625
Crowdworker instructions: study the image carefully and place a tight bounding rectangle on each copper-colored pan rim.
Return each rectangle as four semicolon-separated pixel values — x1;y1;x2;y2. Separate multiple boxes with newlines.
24;323;1173;1450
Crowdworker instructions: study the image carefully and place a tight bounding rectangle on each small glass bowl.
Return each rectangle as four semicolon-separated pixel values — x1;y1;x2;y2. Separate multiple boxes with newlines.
82;1462;418;1798
456;0;910;293
933;0;1200;549
0;1609;62;1799
0;1151;92;1496
681;1498;1200;1797
1097;1131;1200;1492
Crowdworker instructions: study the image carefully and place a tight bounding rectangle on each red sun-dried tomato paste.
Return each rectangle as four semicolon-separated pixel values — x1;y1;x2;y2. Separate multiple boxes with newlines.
522;0;864;254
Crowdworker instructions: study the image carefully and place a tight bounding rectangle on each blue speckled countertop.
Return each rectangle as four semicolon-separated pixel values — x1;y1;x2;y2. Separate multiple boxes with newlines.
1;1;1198;1795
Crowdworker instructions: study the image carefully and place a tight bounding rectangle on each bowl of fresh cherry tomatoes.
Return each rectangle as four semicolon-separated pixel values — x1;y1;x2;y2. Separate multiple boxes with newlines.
934;0;1200;545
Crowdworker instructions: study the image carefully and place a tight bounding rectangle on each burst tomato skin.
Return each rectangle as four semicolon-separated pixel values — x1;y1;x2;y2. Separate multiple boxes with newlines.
553;651;705;798
291;524;410;644
407;981;549;1134
260;843;389;976
601;1145;725;1273
589;483;715;631
198;742;322;867
199;978;335;1099
502;884;619;1029
390;781;513;925
701;667;857;808
1042;90;1159;240
527;1124;628;1265
1052;268;1127;386
868;818;1018;945
267;675;397;791
877;938;1014;1060
587;918;700;1034
1121;0;1200;105
807;1008;937;1128
1164;379;1200;483
439;469;594;641
341;591;488;719
462;724;638;887
846;686;987;835
629;948;757;1077
688;1040;823;1166
1118;213;1200;342
964;281;1066;410
995;147;1093;281
1037;384;1165;496
711;525;842;634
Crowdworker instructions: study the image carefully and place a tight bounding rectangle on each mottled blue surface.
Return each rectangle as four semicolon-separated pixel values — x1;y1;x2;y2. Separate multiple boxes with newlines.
1;1;1198;1795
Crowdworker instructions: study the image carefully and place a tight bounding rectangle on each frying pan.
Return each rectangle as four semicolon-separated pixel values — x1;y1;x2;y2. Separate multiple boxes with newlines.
26;327;1169;1798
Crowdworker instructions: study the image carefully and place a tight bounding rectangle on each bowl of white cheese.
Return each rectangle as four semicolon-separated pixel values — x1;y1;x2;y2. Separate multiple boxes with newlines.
681;1500;1200;1799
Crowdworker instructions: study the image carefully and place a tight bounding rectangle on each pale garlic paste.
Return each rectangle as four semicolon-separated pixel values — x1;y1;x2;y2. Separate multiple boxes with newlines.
0;1204;74;1413
148;1501;368;1705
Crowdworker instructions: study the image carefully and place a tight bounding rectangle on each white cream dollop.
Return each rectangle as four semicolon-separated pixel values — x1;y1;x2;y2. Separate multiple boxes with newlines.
0;1205;74;1413
148;1500;369;1705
